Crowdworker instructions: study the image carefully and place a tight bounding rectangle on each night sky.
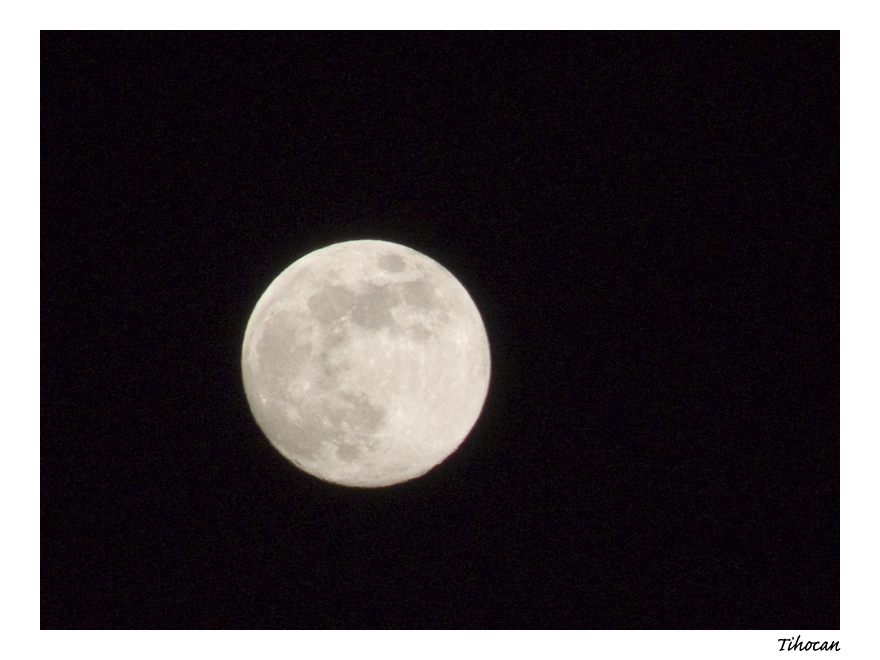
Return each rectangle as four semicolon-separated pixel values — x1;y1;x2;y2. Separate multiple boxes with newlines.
41;31;838;629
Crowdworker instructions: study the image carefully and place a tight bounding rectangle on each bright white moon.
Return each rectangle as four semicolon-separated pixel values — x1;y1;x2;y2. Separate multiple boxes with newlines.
242;240;491;487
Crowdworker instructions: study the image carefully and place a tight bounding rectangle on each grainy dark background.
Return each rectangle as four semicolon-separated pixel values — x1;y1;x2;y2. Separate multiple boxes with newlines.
41;31;839;629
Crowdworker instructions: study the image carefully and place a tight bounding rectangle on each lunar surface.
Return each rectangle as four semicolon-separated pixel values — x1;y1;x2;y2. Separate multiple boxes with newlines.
241;240;491;487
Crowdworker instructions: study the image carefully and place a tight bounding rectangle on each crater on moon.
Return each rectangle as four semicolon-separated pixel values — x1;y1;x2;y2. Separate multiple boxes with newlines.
350;284;396;331
307;285;357;324
242;239;491;487
377;253;406;272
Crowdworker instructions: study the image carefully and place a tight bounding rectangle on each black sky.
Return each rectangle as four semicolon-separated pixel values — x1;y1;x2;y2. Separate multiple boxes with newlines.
41;31;839;629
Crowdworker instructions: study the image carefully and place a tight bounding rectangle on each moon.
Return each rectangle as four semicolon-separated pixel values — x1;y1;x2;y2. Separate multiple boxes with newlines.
241;240;491;487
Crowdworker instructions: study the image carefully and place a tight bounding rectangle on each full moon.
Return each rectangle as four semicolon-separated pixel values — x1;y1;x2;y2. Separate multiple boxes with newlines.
241;240;491;487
